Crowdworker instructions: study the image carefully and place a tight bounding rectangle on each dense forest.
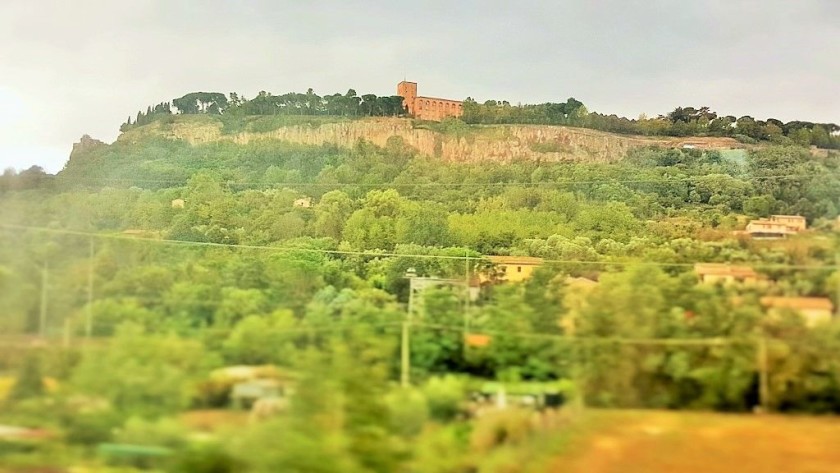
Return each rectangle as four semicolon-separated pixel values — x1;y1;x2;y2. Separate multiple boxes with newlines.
1;115;839;470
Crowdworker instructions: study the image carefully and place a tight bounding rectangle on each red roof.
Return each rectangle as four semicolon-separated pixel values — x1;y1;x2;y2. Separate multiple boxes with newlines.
487;255;544;266
694;263;758;278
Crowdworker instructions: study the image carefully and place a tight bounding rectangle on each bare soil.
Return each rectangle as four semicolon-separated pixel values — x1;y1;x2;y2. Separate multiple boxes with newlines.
550;409;840;473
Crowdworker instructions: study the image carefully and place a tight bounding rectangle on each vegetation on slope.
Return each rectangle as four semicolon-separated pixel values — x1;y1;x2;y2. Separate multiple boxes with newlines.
1;117;839;471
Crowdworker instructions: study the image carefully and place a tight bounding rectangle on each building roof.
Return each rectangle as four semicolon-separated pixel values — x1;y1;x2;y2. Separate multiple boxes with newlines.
415;95;463;104
760;297;834;311
746;220;796;234
748;220;790;228
770;215;806;220
694;263;758;278
487;255;544;265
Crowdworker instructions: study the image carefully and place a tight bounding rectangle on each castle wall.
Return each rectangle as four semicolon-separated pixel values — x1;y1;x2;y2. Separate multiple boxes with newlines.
398;81;462;121
413;96;463;121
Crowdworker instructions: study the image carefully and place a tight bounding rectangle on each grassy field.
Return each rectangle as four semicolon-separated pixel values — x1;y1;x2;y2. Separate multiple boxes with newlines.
549;409;840;473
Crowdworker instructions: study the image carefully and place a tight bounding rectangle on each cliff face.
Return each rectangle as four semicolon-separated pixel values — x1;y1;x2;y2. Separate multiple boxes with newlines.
126;118;743;163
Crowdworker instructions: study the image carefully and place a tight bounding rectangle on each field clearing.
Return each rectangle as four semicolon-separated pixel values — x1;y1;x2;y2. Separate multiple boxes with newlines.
550;409;840;473
179;409;251;433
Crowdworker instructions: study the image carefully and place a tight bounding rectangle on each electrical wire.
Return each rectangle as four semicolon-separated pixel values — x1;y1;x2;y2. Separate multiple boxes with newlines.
1;223;836;270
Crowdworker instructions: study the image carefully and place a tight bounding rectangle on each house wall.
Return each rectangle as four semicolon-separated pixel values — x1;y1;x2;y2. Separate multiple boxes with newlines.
497;264;539;283
801;308;832;327
700;274;758;285
701;274;735;284
770;215;807;231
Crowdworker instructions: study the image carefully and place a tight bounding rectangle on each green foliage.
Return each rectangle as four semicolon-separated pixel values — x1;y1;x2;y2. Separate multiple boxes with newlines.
422;375;467;421
167;442;239;473
116;416;188;448
71;324;214;417
462;97;839;148
385;388;429;438
8;353;45;401
222;310;298;365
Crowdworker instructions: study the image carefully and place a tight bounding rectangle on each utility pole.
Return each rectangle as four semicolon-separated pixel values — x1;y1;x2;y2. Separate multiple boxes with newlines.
401;270;459;387
757;336;770;412
86;238;94;338
401;269;417;388
39;261;48;338
464;251;470;330
835;252;839;318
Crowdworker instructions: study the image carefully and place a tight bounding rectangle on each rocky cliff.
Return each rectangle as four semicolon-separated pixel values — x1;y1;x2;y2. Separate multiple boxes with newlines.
122;117;744;163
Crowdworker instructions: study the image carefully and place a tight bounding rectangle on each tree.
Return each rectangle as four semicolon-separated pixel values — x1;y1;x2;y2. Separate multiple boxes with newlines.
173;92;229;114
222;310;298;365
314;190;354;240
72;324;212;417
8;353;45;401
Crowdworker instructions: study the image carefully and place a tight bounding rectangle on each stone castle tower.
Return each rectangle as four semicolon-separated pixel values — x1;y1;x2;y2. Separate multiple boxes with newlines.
397;81;463;121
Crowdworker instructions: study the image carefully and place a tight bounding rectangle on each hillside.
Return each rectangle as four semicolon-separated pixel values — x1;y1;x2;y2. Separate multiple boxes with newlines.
112;115;745;165
3;98;840;473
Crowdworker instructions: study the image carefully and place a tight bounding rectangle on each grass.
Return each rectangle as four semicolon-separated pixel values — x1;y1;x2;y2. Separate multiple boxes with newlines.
546;409;840;473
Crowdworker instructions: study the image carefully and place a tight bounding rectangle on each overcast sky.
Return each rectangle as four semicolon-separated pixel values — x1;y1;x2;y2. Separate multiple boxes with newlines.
1;0;838;172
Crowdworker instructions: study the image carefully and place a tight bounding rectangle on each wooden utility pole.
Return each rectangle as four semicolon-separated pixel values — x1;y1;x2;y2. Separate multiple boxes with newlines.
401;276;415;388
86;238;94;338
39;261;48;337
464;251;470;337
835;252;839;318
757;336;770;412
400;273;458;387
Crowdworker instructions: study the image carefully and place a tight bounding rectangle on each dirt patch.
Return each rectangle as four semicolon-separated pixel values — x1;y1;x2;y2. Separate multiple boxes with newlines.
179;409;250;433
550;409;840;473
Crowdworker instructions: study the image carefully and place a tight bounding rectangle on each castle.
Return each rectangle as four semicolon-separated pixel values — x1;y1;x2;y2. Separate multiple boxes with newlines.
397;81;463;121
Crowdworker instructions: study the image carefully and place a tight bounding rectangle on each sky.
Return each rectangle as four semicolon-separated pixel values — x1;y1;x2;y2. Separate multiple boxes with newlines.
0;0;838;173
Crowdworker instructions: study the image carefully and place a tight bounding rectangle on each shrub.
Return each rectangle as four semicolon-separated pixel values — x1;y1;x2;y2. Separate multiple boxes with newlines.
168;442;240;473
116;416;188;449
8;353;44;401
469;407;536;453
63;410;122;445
385;388;429;438
422;375;466;422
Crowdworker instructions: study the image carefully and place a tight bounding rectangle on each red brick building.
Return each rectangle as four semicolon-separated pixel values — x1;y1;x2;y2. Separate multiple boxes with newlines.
397;81;463;121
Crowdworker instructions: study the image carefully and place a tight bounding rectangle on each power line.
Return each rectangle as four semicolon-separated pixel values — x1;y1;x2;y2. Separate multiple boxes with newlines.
1;223;836;270
410;321;744;346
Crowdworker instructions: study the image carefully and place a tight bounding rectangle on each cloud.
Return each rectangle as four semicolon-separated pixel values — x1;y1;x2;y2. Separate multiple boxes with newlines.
0;0;837;172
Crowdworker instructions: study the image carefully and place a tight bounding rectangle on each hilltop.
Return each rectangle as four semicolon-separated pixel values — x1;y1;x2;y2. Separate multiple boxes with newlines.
110;115;746;165
58;113;754;188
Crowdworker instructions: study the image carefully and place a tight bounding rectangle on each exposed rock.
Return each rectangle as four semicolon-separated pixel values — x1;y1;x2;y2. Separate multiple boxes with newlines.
71;134;106;155
137;118;745;163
